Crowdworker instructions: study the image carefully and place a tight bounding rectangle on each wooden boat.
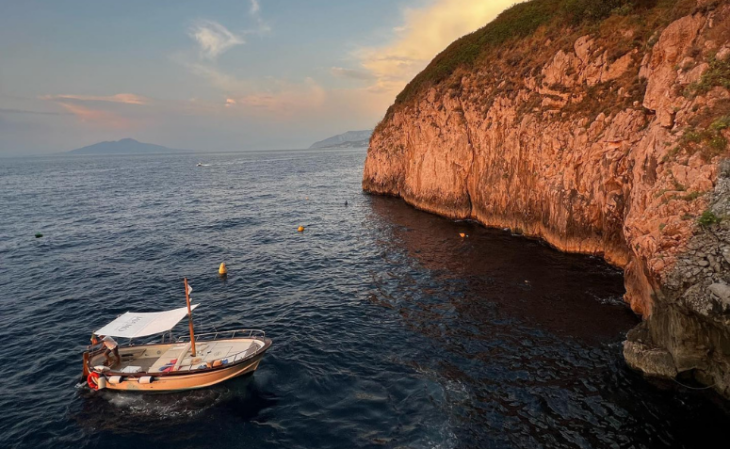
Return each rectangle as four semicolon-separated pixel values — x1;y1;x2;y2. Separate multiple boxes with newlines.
82;279;272;392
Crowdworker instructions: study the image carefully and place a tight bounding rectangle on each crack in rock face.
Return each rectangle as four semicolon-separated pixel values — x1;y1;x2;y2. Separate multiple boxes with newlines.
363;2;730;397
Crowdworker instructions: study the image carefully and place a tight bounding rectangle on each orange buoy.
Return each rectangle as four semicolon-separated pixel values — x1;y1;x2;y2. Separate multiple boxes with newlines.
297;226;305;232
218;262;227;276
459;233;466;238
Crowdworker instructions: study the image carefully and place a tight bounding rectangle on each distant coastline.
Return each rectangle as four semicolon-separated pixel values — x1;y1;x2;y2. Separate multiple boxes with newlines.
309;130;372;150
66;138;191;155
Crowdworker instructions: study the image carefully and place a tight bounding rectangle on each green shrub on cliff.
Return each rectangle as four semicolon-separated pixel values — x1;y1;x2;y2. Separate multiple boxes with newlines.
712;116;730;131
678;117;730;161
561;0;636;24
394;0;562;105
392;0;698;107
698;210;722;227
684;54;730;97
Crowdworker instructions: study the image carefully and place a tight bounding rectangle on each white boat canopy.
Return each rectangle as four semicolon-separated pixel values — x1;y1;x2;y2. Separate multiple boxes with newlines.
94;305;199;339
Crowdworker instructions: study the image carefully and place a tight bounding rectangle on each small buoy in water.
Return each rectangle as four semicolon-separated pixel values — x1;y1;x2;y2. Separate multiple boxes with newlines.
218;262;227;276
297;226;305;232
345;200;348;206
35;233;43;238
459;233;466;238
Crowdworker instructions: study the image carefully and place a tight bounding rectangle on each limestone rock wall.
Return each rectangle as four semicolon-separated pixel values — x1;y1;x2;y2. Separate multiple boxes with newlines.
363;4;730;396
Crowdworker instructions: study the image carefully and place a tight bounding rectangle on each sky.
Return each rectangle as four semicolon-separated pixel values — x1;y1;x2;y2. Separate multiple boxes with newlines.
0;0;517;155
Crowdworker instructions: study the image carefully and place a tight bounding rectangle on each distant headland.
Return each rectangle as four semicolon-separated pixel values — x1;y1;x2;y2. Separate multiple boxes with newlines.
309;130;372;149
67;138;189;155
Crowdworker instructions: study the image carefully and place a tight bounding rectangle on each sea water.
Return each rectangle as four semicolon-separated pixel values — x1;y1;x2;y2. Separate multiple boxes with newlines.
0;149;728;448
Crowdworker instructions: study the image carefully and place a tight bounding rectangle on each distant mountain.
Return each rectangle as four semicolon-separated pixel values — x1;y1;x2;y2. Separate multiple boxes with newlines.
309;130;372;149
67;138;187;155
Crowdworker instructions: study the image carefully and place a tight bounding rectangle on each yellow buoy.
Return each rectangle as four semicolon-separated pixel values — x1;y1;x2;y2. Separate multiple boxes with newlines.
298;226;305;232
459;233;466;238
218;262;228;276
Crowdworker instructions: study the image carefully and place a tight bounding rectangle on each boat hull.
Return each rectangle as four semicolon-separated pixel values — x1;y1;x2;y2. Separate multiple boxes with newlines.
84;336;272;392
100;351;266;392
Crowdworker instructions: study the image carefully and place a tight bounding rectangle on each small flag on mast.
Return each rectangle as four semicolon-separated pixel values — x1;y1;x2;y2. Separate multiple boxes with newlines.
186;283;193;296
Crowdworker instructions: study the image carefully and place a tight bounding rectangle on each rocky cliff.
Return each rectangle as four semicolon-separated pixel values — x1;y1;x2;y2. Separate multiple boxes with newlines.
363;0;730;397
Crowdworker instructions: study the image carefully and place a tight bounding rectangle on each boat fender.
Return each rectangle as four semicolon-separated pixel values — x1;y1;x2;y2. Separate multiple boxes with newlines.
87;372;100;390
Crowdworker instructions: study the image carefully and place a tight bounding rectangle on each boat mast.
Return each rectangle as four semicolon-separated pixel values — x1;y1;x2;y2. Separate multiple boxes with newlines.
184;278;197;357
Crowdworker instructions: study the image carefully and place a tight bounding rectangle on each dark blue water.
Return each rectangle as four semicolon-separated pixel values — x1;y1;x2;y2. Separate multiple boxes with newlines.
0;149;728;449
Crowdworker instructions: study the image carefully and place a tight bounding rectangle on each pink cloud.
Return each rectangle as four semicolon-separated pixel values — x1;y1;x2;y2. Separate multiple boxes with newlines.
41;93;149;105
57;102;131;129
235;79;326;115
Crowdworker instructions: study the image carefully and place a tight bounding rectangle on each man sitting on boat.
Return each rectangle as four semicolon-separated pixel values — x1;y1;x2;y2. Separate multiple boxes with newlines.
91;334;120;367
102;336;120;366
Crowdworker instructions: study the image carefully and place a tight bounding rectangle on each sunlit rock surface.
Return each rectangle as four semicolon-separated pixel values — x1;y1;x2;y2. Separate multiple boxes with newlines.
364;2;730;397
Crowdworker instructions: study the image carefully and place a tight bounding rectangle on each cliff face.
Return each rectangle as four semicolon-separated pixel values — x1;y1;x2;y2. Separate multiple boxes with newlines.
364;1;730;397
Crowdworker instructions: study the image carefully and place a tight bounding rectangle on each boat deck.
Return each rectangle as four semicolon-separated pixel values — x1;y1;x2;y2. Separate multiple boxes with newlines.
112;338;262;374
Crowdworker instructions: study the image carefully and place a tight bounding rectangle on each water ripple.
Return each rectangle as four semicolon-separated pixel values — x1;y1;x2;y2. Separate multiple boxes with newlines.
0;150;728;449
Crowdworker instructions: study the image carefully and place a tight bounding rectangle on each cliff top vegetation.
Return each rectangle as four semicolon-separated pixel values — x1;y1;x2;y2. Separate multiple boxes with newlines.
390;0;709;108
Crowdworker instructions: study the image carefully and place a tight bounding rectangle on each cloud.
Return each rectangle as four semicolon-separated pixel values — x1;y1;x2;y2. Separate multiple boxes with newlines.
354;0;519;99
171;0;518;136
56;102;131;128
246;0;270;34
40;92;146;128
41;93;149;105
180;59;324;116
0;108;72;116
227;78;326;115
177;2;275;109
330;67;377;81
179;60;253;92
186;0;268;62
178;3;310;117
189;20;244;59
